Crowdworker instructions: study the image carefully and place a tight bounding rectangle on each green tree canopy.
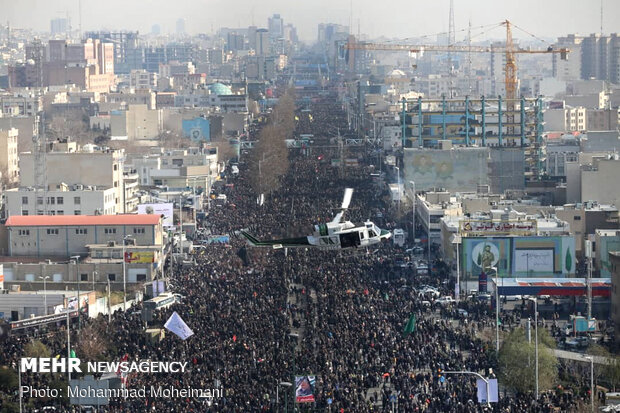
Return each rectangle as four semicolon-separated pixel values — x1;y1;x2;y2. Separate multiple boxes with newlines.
498;327;558;394
24;339;51;359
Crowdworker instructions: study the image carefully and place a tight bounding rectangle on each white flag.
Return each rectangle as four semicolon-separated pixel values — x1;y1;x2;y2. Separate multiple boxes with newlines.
164;312;194;340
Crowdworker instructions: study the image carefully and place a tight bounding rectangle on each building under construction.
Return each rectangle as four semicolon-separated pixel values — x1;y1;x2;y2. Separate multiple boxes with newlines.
400;95;545;184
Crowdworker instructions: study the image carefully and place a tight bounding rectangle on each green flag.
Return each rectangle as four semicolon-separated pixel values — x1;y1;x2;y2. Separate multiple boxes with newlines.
403;314;416;336
70;349;77;358
384;292;389;301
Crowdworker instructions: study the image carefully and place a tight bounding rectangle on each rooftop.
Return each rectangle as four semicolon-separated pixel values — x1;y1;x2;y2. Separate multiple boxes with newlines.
6;214;161;227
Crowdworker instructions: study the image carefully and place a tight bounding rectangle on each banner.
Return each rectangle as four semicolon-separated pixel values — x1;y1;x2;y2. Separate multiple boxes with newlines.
479;271;488;293
460;219;537;237
477;378;498;403
124;251;155;263
295;376;316;403
138;203;174;227
10;311;78;330
164;312;194;340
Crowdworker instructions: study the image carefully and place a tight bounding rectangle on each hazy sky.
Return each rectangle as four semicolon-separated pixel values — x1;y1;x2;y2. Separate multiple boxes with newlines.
2;0;619;43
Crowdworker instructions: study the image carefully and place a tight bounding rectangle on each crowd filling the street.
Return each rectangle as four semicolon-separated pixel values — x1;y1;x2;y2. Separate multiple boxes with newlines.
0;97;616;413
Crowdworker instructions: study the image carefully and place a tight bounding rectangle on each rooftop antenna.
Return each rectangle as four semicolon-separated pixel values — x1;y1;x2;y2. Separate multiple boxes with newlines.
467;18;472;94
448;0;455;98
78;0;82;39
600;0;603;34
349;0;353;33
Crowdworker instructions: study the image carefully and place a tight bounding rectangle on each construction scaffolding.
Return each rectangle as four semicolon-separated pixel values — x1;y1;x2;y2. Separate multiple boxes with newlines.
401;95;545;181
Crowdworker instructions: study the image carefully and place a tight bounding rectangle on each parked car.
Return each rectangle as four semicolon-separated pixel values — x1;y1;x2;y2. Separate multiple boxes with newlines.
436;296;456;306
457;308;469;317
418;287;440;299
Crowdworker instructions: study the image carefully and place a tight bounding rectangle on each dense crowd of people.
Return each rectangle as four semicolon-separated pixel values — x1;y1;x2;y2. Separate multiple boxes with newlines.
0;98;601;412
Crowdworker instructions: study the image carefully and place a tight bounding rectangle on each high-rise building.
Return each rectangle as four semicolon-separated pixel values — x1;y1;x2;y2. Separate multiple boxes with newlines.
176;18;186;35
268;14;284;39
151;24;161;35
247;26;257;50
556;33;620;85
0;128;19;185
50;18;69;36
227;32;245;52
85;31;139;74
255;29;270;56
553;35;582;81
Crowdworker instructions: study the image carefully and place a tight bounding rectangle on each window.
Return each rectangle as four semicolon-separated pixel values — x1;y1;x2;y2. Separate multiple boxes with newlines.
80;273;88;282
74;197;81;205
57;211;64;215
133;228;145;234
18;229;30;236
104;228;117;234
37;197;43;205
75;228;88;235
137;274;147;282
108;274;116;281
47;197;55;205
22;196;28;204
574;216;581;221
46;229;59;235
57;197;64;204
74;210;81;215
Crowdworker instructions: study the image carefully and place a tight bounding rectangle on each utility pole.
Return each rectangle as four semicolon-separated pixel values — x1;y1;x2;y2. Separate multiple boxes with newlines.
586;240;593;321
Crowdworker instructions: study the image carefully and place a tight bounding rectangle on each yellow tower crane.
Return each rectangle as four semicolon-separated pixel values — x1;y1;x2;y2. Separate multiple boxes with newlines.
345;20;569;132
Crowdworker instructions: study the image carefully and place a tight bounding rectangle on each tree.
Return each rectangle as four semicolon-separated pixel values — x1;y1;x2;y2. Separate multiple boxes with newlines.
590;344;620;391
0;366;17;392
76;324;109;362
24;339;50;358
248;88;295;196
498;327;558;394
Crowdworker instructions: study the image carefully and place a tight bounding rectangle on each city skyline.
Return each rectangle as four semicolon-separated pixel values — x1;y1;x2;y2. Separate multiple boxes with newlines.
2;0;618;43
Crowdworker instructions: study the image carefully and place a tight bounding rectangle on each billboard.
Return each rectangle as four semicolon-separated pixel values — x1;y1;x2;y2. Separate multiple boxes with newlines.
514;249;554;272
295;376;316;403
182;117;211;142
404;147;489;192
138;203;173;227
460;219;537;237
124;251;155;263
461;235;576;279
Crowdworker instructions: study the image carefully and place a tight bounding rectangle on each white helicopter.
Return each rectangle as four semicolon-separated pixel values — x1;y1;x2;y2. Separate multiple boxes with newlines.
240;188;392;249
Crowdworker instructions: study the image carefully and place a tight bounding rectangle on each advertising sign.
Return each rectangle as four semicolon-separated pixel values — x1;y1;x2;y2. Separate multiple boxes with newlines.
138;203;174;227
514;249;554;273
10;311;78;330
477;378;498;403
295;376;316;403
460;219;537;237
124;251;155;263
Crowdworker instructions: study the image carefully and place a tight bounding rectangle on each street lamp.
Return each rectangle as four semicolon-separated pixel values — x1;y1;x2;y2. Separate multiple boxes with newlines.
395;166;401;217
122;235;133;311
277;381;292;413
38;275;50;316
451;235;461;302
70;255;81;332
409;181;416;248
490;266;499;353
528;296;539;400
583;355;594;412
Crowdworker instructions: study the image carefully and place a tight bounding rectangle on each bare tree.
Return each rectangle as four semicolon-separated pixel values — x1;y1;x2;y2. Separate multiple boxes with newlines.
248;89;295;196
76;323;109;362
